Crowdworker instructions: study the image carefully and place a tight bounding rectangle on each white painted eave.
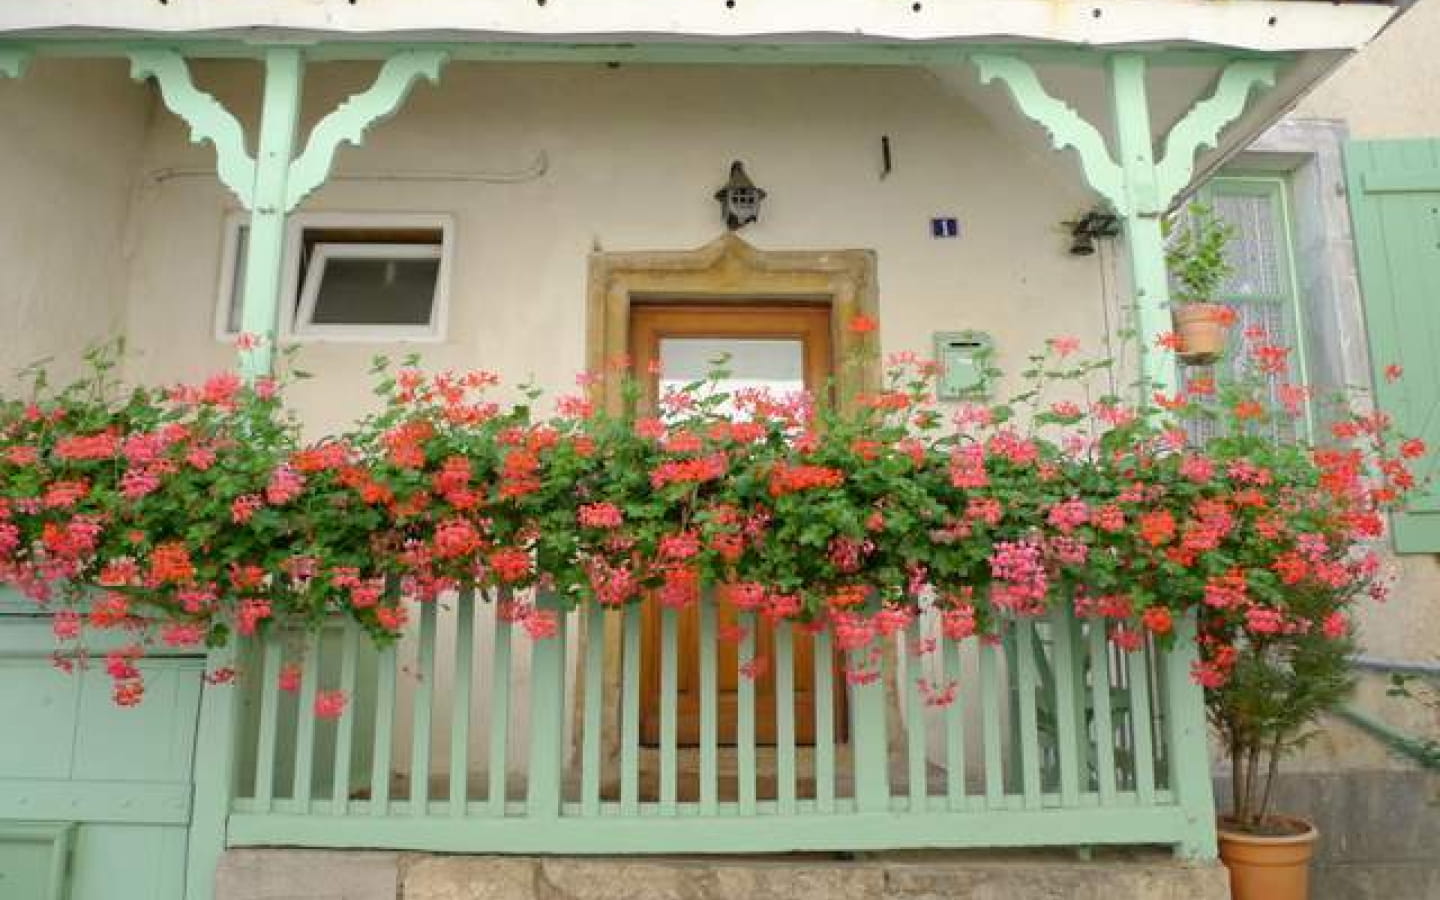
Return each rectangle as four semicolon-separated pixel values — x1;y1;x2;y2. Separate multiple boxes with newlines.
0;0;1396;54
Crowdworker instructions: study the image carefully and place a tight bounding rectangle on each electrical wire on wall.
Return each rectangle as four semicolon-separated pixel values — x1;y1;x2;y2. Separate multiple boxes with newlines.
1096;237;1122;399
144;149;551;188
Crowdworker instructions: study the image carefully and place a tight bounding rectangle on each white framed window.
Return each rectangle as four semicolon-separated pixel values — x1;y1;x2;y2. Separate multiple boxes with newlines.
215;212;454;343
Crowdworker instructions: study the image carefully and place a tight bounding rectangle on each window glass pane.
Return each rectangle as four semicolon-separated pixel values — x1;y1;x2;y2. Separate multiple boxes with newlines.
226;225;249;335
309;257;440;326
659;337;805;419
1213;191;1283;298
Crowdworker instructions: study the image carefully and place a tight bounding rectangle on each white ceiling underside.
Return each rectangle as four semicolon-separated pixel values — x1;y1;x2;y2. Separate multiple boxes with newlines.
0;0;1395;54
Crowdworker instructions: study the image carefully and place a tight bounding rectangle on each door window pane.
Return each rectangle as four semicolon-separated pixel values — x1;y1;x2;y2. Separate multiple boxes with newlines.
658;337;805;419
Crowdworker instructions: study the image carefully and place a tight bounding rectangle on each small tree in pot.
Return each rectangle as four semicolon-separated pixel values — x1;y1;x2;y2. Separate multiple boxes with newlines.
1165;338;1420;900
1165;204;1237;364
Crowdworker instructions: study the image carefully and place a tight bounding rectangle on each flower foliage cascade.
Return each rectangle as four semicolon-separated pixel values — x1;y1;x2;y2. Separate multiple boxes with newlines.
0;326;1421;776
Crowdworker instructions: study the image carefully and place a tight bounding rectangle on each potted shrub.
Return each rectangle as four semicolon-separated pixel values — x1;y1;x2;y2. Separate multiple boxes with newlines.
1205;597;1354;900
1167;338;1420;900
1165;204;1237;364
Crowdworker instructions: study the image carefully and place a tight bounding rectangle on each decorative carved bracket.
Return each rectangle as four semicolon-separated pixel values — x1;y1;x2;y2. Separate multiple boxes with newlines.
284;49;449;210
0;46;32;79
972;53;1128;214
1153;59;1278;205
129;49;257;208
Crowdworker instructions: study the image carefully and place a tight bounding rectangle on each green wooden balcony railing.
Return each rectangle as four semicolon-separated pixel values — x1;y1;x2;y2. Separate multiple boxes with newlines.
223;589;1217;857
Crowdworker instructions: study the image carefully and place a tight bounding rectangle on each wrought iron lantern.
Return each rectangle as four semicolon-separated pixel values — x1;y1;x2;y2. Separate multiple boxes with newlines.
715;161;767;230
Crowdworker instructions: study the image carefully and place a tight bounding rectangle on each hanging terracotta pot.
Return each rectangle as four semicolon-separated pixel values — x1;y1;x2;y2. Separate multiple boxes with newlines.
1172;302;1230;365
1218;816;1318;900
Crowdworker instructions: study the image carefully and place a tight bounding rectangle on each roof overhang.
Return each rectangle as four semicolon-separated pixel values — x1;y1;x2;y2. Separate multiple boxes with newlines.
0;0;1396;55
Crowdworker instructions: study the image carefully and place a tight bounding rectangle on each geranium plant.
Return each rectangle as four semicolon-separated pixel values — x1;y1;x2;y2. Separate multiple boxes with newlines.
0;323;1420;746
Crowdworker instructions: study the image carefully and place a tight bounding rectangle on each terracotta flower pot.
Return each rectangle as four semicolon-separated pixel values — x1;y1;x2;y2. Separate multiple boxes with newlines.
1172;302;1230;365
1218;816;1318;900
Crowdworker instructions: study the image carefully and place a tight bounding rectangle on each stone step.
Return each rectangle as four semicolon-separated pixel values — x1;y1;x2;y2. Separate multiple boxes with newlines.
218;849;1230;900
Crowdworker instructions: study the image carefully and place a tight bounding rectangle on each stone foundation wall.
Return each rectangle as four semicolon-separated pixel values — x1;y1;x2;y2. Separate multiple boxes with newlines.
217;850;1229;900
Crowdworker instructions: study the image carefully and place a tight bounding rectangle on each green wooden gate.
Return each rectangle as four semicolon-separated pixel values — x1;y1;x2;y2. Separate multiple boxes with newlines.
1345;138;1440;553
0;610;203;900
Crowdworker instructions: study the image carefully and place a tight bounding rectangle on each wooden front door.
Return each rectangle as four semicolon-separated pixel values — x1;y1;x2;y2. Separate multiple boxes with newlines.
630;302;846;746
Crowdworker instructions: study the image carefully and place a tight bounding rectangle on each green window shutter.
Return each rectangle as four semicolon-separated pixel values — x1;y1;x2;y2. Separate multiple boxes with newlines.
1344;139;1440;553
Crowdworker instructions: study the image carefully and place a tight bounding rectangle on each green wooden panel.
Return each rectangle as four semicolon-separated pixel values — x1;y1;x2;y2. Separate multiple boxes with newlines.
0;822;72;900
229;803;1199;855
1344;138;1440;552
0;650;201;900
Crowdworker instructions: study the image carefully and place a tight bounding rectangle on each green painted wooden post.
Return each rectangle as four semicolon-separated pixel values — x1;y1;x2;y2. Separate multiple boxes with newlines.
977;50;1274;405
1108;53;1178;400
185;650;240;900
238;48;304;379
526;591;567;819
1163;613;1219;859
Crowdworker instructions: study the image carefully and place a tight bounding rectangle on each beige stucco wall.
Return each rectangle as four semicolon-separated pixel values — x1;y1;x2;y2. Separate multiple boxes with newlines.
1294;0;1440;139
120;61;1111;434
114;60;1118;779
0;60;151;391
